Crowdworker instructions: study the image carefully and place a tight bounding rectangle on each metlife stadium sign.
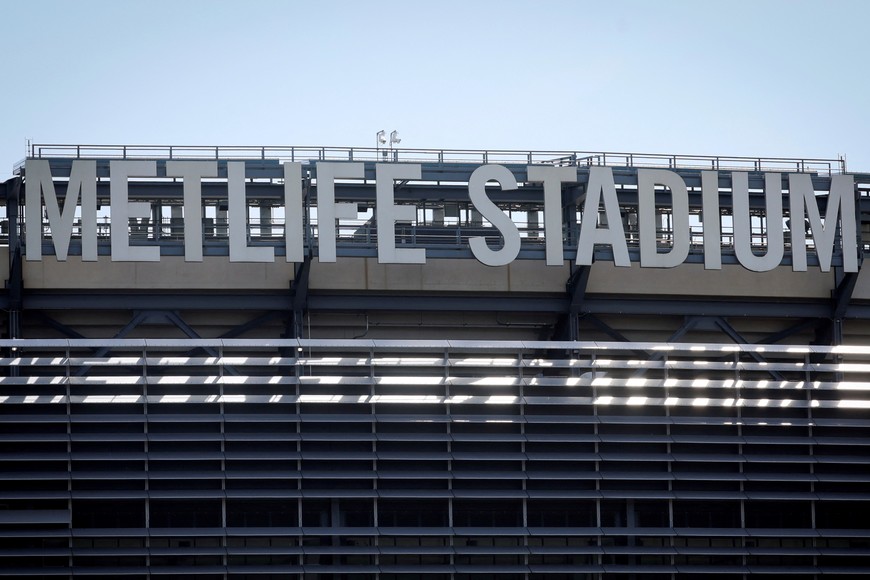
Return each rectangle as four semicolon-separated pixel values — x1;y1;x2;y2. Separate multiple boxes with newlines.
24;159;858;272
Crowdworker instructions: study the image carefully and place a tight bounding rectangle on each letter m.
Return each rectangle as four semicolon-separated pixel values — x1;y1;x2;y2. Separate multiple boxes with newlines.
25;159;97;261
788;174;857;272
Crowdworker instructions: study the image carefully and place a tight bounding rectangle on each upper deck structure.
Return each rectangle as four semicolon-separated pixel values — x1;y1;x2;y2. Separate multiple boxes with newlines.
3;145;870;579
3;144;870;345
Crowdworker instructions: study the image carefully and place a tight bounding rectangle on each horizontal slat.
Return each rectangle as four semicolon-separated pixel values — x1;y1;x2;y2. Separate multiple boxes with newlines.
1;337;869;578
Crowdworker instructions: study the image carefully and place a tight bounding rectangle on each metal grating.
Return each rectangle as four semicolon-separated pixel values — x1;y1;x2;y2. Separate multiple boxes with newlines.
1;339;869;578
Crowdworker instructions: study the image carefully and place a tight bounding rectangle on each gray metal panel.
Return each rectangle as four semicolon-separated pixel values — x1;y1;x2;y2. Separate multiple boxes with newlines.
1;337;868;577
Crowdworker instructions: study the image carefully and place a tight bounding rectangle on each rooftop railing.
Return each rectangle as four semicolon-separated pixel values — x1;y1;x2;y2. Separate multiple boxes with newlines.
21;144;848;175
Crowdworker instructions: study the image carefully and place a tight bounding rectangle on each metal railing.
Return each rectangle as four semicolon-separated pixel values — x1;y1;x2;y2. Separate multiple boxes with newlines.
23;143;848;175
24;217;814;255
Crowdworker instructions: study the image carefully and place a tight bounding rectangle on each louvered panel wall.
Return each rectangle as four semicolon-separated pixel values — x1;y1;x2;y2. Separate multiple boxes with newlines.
1;339;869;579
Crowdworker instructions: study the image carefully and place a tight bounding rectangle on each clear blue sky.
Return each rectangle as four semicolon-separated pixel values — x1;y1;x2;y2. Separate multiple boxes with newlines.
2;0;868;179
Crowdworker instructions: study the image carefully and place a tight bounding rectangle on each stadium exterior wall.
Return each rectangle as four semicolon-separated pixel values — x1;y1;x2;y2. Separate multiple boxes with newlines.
2;147;870;579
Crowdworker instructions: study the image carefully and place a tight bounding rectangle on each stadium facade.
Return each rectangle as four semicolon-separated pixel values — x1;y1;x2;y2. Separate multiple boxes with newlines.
2;144;870;579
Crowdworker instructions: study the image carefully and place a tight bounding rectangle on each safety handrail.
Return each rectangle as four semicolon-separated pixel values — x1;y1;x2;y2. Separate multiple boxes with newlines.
24;144;847;175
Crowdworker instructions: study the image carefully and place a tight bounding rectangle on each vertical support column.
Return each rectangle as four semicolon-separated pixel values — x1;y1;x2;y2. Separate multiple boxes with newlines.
832;318;844;346
259;203;272;238
202;204;212;239
218;342;227;545
830;267;858;380
563;196;577;250
469;206;483;227
295;341;303;542
566;265;591;341
527;209;539;239
330;498;341;547
369;345;379;569
65;343;73;567
592;349;602;565
170;205;183;239
6;178;22;340
290;258;311;339
151;202;162;242
666;349;675;570
217;205;228;238
141;343;151;567
432;206;445;226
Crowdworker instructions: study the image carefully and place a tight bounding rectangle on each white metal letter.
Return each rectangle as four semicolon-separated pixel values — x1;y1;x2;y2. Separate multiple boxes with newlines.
315;163;363;262
228;162;274;262
376;163;425;264
576;167;629;267
467;165;521;267
527;165;576;266
284;162;305;263
25;159;97;262
788;173;857;272
701;171;722;270
732;172;784;272
637;169;690;268
165;161;218;262
110;160;159;262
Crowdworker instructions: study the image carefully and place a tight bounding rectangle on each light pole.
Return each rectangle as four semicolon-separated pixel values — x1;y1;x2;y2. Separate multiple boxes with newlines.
376;130;386;159
389;131;401;161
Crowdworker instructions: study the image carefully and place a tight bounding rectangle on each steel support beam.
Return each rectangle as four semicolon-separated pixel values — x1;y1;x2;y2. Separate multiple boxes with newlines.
712;316;784;381
290;258;312;338
833;272;859;321
220;311;284;339
757;318;820;345
556;264;592;341
581;297;832;318
581;313;633;343
631;317;702;377
18;291;853;319
23;293;296;311
830;270;860;347
32;312;87;339
5;177;21;340
82;311;154;369
567;266;591;313
80;311;221;376
579;313;650;359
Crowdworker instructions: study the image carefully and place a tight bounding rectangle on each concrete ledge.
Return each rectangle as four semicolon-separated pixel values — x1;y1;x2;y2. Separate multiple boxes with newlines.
588;262;834;298
22;254;837;298
24;256;296;290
